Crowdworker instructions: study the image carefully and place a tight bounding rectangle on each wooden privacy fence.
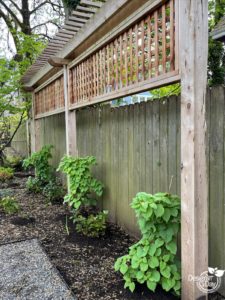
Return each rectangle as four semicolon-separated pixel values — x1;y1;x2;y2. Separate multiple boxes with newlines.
24;0;209;298
34;86;225;295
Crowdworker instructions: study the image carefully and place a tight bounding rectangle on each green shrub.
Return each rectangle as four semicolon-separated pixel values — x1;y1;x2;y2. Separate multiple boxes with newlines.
42;179;65;203
72;210;108;237
0;167;14;182
58;155;107;237
23;145;54;186
0;196;20;214
23;146;65;203
114;192;181;296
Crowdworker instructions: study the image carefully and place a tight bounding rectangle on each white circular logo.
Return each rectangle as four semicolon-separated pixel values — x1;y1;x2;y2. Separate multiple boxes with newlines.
197;270;221;294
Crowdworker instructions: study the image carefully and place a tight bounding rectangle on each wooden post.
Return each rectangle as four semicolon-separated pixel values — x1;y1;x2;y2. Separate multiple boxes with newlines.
179;1;208;299
63;65;77;157
30;93;36;153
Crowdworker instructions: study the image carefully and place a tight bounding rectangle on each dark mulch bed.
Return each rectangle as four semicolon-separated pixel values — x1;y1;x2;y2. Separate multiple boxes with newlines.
0;173;223;300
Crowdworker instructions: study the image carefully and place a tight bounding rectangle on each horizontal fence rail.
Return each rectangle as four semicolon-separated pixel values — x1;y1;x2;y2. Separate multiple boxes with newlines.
69;0;177;107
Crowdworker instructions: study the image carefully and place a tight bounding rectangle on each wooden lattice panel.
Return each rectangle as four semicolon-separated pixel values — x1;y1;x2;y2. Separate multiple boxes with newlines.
70;0;176;106
34;76;64;116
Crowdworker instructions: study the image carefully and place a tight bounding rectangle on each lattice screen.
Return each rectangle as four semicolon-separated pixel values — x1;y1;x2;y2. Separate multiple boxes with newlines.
34;76;64;116
70;0;176;106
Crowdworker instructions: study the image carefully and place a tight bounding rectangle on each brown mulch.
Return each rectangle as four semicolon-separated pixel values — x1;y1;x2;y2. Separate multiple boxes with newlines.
0;173;223;300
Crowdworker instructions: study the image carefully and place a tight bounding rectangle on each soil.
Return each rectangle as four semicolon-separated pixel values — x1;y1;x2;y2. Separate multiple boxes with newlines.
0;173;223;300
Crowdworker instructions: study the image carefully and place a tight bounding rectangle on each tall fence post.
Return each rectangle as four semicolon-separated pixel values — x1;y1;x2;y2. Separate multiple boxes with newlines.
179;1;208;299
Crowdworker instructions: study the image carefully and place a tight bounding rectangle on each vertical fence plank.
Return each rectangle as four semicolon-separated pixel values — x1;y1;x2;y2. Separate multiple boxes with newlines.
110;107;119;222
168;96;178;194
209;86;224;274
152;100;160;193
159;99;168;191
145;101;153;194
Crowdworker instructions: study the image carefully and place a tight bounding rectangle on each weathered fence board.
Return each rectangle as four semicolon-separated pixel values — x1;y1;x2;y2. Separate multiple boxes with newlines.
35;113;66;167
11;122;28;157
35;87;225;295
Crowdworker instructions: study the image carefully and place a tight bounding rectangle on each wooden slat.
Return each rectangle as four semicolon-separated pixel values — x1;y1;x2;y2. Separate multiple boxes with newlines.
141;20;145;81
135;24;139;83
80;0;103;8
162;4;166;73
124;32;128;86
148;15;152;78
170;0;175;71
119;35;123;88
65;20;83;28
129;28;133;84
68;16;87;23
72;10;93;18
154;10;159;77
76;5;97;13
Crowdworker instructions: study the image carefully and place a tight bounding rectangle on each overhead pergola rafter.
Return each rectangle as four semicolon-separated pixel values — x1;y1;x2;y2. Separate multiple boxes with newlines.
21;0;106;85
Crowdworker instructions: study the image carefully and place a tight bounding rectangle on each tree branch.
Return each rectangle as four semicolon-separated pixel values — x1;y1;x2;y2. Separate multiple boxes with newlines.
30;0;49;15
8;0;22;13
3;111;25;149
0;0;22;28
31;20;61;31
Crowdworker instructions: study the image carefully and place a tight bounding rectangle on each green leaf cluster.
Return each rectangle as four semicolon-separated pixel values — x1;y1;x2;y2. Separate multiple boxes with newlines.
72;210;108;237
0;167;14;182
23;145;63;201
23;145;54;185
114;192;181;296
58;155;107;237
0;196;20;214
58;155;104;210
42;178;65;203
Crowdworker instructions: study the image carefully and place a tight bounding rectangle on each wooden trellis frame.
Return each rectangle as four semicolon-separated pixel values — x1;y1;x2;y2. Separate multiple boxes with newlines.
24;0;208;299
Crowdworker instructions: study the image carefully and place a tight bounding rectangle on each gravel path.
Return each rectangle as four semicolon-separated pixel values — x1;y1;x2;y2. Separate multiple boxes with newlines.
0;239;75;300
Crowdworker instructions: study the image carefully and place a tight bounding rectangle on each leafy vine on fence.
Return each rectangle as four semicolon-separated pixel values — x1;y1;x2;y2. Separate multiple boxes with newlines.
58;155;107;237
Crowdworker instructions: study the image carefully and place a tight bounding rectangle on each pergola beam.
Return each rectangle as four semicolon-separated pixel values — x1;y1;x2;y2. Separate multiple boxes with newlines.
48;57;71;68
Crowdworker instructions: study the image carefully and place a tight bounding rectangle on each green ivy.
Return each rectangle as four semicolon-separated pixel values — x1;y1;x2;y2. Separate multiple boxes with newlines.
114;192;181;296
58;156;103;210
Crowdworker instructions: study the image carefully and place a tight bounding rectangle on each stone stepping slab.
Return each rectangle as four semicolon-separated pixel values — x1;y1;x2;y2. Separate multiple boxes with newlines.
0;239;75;300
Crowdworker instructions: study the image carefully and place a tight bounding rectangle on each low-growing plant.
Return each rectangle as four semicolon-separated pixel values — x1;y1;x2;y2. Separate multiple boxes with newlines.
0;167;14;182
0;196;20;214
5;155;23;169
58;156;104;210
58;155;107;237
72;210;108;237
26;177;42;193
42;179;65;203
114;192;181;296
